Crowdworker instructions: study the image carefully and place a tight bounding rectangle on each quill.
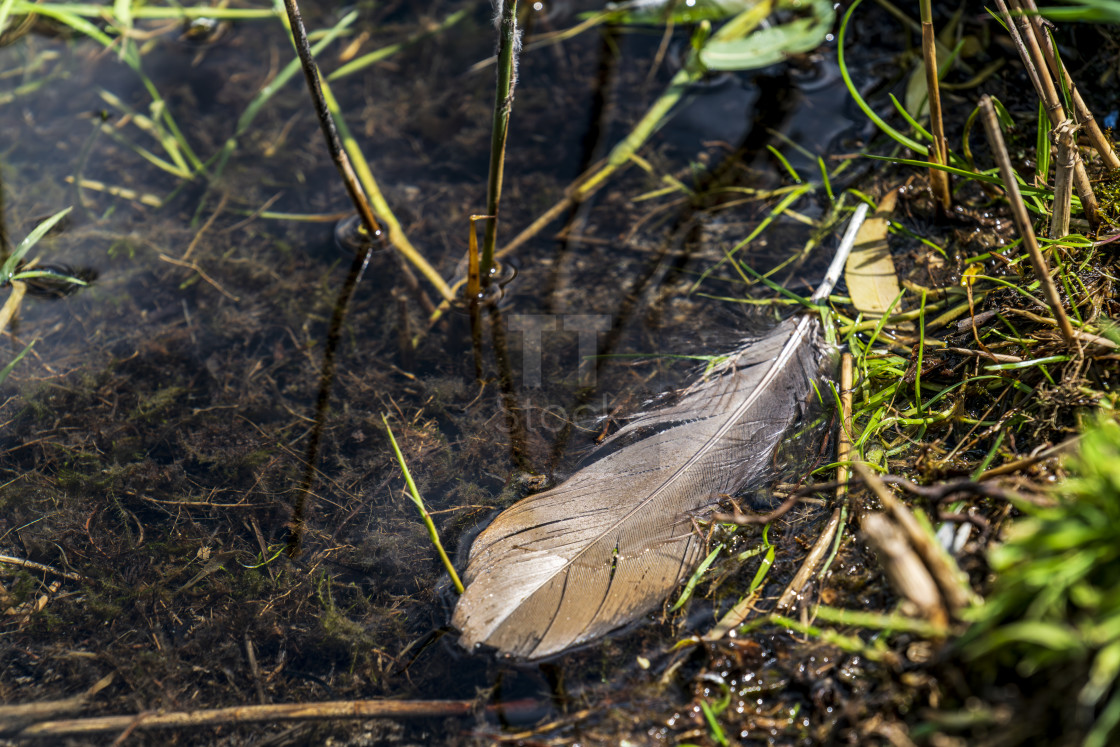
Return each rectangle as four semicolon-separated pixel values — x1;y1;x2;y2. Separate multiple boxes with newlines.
453;204;870;660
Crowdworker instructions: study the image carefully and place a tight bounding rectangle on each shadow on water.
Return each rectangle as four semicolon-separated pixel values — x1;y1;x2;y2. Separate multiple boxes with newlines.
0;2;888;742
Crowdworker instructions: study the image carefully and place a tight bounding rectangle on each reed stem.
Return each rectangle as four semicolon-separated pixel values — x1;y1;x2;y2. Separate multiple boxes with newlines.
1000;0;1099;226
480;0;520;281
1050;121;1077;239
278;0;384;243
920;0;950;209
979;96;1077;348
279;0;455;302
1022;0;1120;170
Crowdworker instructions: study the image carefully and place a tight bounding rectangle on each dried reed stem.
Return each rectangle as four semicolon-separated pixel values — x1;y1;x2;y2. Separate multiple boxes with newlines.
280;0;455;302
13;699;482;738
860;511;947;626
1022;0;1120;170
854;463;973;614
992;0;1045;97
1051;121;1077;239
1002;0;1099;226
979;96;1077;347
837;353;854;504
920;0;950;209
775;508;842;611
0;279;26;335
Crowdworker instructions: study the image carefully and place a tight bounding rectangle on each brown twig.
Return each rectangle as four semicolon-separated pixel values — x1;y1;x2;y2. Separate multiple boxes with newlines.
182;192;227;261
245;633;266;705
860;511;948;627
775;508;842;612
713;492;802;525
978;434;1079;479
158;254;240;303
0;553;82;581
11;699;548;738
877;475;1016;504
978;95;1078;347
853;463;975;613
0;674;114;735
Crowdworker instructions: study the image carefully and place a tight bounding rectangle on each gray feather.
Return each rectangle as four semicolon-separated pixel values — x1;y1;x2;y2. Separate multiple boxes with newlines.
452;205;869;660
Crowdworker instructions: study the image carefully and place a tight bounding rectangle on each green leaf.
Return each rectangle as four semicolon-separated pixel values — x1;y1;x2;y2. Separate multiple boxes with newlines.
699;0;834;71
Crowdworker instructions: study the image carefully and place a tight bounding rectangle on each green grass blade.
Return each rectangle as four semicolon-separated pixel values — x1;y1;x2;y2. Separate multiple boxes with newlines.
382;415;464;594
672;543;723;611
0;0;16;35
0;339;35;385
838;0;928;154
2;207;71;283
767;145;802;183
328;9;466;80
1036;100;1051;185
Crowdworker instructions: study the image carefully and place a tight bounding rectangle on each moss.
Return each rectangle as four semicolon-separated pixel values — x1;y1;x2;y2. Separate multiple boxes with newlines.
131;385;187;422
83;593;124;622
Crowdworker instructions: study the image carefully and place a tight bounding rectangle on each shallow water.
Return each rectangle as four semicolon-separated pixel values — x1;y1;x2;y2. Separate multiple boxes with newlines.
0;2;877;742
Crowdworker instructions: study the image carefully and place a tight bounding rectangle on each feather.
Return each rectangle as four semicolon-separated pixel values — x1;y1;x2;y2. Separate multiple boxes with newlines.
453;205;870;660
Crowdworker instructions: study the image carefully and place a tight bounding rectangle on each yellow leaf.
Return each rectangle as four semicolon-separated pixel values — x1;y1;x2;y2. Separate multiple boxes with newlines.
845;189;902;317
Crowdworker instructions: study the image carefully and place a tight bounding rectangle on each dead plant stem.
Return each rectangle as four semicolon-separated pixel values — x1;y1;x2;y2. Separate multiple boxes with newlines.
0;553;81;581
1002;0;1099;226
775;508;841;611
1022;0;1120;170
992;0;1045;102
1051;121;1077;239
279;0;454;302
920;0;950;209
854;463;974;612
12;699;486;738
979;96;1077;347
0;279;26;335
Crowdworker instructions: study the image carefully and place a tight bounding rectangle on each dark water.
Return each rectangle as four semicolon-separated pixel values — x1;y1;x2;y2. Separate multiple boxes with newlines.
0;2;876;742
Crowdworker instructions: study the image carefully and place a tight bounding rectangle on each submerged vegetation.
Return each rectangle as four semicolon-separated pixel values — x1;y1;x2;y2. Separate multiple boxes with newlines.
1;0;1120;744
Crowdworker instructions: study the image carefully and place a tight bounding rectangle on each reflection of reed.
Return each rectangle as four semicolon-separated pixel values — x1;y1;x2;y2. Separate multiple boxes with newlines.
286;246;371;558
488;303;531;473
277;0;387;558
